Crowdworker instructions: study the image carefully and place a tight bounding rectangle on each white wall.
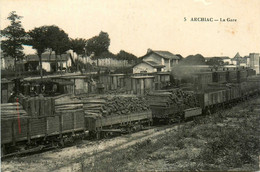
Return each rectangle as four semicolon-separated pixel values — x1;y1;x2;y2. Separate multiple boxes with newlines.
249;53;260;74
133;63;157;74
42;62;51;72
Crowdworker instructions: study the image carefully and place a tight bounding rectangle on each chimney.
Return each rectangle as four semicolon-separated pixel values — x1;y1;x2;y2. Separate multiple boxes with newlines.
147;48;152;54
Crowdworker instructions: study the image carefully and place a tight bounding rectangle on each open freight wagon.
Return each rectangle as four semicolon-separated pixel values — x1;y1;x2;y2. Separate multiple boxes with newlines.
148;89;202;123
85;111;152;139
1;98;86;157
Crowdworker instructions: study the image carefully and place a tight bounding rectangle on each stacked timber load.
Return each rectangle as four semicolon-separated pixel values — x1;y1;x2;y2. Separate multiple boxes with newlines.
53;95;149;117
55;96;83;113
83;96;149;117
1;103;29;120
17;94;55;117
1;103;30;144
181;91;199;109
101;96;149;117
147;89;199;109
82;98;107;117
147;92;180;108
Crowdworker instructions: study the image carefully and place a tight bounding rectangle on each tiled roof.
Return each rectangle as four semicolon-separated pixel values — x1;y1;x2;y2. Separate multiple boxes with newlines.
140;49;180;60
153;51;180;60
205;56;230;59
234;52;241;59
144;61;165;67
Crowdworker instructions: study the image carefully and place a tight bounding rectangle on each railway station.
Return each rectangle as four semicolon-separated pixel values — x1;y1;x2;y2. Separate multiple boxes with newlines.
1;1;260;171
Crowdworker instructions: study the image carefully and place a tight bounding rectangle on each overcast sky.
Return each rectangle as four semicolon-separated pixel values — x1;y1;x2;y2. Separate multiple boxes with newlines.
1;0;260;58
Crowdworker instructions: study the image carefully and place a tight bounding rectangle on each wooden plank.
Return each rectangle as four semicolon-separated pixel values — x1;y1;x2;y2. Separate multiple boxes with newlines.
40;98;45;117
59;113;63;138
11;120;16;145
30;98;36;117
35;97;40;117
27;118;31;144
47;115;60;135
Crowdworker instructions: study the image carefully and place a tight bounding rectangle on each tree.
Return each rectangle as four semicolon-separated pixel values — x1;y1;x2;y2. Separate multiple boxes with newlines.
70;38;86;56
45;25;70;71
27;26;49;78
116;50;138;64
70;38;87;71
206;57;224;66
85;31;110;66
180;54;206;65
1;11;26;77
175;54;184;61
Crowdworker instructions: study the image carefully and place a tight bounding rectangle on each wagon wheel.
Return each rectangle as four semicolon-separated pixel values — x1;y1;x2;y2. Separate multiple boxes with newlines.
89;131;96;139
101;132;109;139
96;131;101;140
139;124;144;131
152;118;160;125
59;139;65;147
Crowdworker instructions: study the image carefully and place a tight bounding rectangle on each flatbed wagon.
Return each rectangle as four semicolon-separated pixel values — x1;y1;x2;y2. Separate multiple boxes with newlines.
85;111;152;138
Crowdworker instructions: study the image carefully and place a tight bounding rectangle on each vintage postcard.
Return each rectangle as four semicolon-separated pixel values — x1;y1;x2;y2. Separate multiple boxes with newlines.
1;0;260;171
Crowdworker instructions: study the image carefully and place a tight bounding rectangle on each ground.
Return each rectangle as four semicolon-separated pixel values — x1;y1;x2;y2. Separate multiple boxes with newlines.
2;97;260;172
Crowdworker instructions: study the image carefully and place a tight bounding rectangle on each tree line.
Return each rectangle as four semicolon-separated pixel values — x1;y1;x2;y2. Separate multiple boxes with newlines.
1;11;138;78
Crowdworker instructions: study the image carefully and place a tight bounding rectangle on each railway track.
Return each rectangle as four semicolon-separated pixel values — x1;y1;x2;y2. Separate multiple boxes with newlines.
2;97;259;172
1;121;187;171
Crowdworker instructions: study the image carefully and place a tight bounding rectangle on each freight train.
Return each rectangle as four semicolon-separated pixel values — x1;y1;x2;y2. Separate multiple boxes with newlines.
1;67;260;157
150;67;260;122
1;95;152;157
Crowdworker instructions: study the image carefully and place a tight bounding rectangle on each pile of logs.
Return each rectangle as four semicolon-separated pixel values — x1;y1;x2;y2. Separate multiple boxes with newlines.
100;96;149;116
147;89;199;109
51;95;150;117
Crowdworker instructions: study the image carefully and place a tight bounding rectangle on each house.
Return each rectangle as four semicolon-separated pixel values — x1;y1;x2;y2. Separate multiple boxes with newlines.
25;53;73;72
138;49;180;72
221;57;231;64
133;61;165;74
1;52;14;70
249;53;260;74
1;78;14;103
204;56;231;65
231;52;243;66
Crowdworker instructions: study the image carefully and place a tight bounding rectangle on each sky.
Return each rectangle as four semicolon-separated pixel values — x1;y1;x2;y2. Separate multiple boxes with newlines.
1;0;260;58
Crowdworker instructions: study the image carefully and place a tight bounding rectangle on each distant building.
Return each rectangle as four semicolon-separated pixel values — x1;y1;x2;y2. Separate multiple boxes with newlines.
25;53;73;72
138;49;180;72
249;53;260;74
205;56;231;65
231;52;243;66
133;61;165;74
1;52;14;70
222;57;231;64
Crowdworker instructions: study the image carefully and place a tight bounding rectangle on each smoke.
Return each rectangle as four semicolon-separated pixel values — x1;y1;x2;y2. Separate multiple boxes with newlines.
171;64;211;81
